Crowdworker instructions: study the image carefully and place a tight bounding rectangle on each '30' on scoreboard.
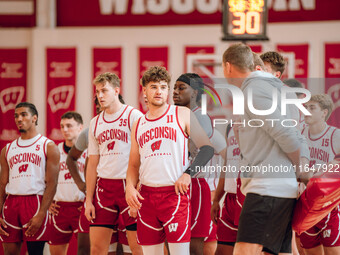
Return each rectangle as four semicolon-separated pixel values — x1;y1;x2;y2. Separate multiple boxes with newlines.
222;0;269;41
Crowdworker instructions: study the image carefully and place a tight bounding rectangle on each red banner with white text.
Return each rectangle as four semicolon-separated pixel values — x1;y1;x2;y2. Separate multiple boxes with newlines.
0;49;27;149
93;48;122;116
325;43;340;128
0;0;36;27
46;48;76;143
277;44;309;87
138;47;168;113
56;0;340;27
185;46;215;78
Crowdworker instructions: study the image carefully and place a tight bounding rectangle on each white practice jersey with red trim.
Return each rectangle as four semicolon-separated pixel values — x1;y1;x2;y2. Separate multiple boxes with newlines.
136;105;189;186
225;128;240;193
302;125;339;167
88;105;143;179
54;142;87;202
6;134;51;195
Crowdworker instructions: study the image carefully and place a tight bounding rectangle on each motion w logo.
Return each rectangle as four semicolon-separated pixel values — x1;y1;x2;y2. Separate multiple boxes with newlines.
168;223;178;233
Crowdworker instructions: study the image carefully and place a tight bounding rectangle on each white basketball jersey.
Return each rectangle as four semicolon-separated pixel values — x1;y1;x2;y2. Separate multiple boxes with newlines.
6;134;51;195
136;105;189;186
302;125;338;166
225;128;240;193
54;142;87;202
89;105;143;179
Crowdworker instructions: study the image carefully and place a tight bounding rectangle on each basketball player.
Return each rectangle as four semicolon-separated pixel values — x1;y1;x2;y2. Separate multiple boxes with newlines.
173;73;226;255
48;111;86;255
299;94;340;255
260;51;286;79
85;73;143;255
125;66;215;255
223;44;302;255
0;102;60;255
210;124;241;255
67;96;131;255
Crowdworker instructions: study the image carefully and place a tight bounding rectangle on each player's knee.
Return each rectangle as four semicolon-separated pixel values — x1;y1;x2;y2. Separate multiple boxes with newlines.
90;244;104;255
129;243;143;255
3;247;20;255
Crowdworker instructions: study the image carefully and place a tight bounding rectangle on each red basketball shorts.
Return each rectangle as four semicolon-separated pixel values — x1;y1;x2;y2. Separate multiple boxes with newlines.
190;178;211;238
216;193;238;243
0;195;49;242
300;206;340;249
137;185;191;245
48;201;83;245
91;178;136;228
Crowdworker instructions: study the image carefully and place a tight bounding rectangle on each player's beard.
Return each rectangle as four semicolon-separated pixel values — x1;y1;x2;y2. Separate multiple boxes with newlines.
19;129;26;133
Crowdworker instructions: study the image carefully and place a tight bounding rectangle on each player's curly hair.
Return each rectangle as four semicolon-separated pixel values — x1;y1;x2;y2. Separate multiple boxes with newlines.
141;66;171;87
260;51;286;77
310;94;334;121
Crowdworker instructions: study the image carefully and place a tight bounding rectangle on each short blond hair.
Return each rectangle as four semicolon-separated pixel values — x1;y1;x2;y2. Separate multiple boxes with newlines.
94;72;120;88
222;43;254;72
310;94;334;121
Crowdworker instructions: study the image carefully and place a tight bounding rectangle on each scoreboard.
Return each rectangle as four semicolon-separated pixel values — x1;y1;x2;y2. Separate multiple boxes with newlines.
222;0;269;41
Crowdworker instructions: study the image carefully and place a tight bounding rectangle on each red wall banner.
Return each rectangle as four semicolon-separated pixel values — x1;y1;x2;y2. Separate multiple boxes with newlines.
93;48;122;116
325;43;340;128
248;45;263;53
138;47;168;113
0;49;27;149
56;0;340;27
0;0;36;27
277;44;309;86
184;46;215;77
46;48;76;143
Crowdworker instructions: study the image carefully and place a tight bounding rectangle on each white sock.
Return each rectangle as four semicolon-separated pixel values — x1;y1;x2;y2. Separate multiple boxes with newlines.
141;243;164;255
168;242;190;255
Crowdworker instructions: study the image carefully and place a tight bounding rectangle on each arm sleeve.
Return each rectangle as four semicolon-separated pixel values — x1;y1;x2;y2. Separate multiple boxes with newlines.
75;128;89;151
244;82;300;153
87;118;100;156
193;111;213;138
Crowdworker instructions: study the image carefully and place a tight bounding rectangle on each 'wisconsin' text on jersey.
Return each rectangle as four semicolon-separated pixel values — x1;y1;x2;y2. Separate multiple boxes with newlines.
97;128;128;145
138;126;176;148
309;147;330;163
8;152;42;169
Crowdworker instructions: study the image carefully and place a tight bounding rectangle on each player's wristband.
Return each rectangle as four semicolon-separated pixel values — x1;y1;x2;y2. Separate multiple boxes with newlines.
186;145;214;177
184;167;192;175
335;154;340;160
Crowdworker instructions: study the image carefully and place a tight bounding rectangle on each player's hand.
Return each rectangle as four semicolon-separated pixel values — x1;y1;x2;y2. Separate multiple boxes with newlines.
128;207;138;218
0;218;9;236
85;200;96;221
48;201;60;216
126;185;144;210
25;212;45;237
175;173;191;195
211;201;220;225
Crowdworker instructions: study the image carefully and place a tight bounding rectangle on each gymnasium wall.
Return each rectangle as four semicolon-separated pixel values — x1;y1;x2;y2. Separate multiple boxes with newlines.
0;20;340;134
